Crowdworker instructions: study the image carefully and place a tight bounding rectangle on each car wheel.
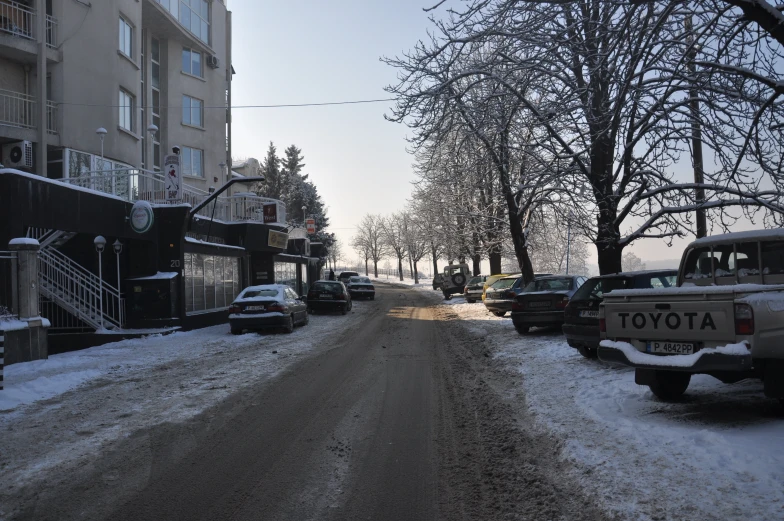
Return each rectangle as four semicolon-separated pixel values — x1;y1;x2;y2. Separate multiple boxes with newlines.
493;311;506;317
648;371;691;401
283;315;294;334
443;293;451;300
301;312;309;326
466;299;475;304
514;325;529;335
230;327;243;335
577;345;597;359
341;305;348;315
371;295;375;300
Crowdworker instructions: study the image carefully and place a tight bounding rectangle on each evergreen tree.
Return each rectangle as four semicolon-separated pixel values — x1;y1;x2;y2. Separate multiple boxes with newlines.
259;142;283;200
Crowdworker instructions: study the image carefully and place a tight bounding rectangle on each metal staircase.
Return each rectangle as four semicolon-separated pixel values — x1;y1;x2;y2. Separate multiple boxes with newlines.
27;228;124;330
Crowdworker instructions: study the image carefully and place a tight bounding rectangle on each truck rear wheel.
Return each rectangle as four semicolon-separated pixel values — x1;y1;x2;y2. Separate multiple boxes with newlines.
577;346;597;359
514;325;529;335
648;371;691;401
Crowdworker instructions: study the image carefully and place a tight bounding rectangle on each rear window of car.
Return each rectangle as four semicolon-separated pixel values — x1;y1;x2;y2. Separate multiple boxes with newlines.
523;277;573;292
572;277;628;301
467;276;483;285
636;274;676;289
350;277;371;284
312;282;342;293
491;277;519;289
240;289;279;298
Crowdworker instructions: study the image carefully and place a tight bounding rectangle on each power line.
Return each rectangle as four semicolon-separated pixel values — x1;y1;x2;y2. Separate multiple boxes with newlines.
54;98;397;110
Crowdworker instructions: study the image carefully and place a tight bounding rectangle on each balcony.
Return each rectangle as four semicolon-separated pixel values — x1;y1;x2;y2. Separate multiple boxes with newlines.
0;1;58;48
0;88;58;134
56;168;287;225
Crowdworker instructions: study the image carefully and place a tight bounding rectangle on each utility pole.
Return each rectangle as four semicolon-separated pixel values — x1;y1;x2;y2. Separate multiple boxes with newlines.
685;14;707;238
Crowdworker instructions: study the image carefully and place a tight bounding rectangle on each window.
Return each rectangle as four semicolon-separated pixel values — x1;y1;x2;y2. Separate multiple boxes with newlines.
762;242;784;275
182;95;203;127
182;47;202;77
119;89;133;131
274;262;298;291
179;0;210;44
183;253;240;313
523;277;573;292
119;17;132;57
181;146;203;177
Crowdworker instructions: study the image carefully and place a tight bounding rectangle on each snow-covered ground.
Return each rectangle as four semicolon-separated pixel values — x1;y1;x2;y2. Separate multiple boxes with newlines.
421;291;784;521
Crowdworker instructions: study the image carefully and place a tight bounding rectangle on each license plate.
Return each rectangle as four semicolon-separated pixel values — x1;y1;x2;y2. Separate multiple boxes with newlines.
320;294;333;299
647;341;695;355
529;301;550;308
245;305;265;311
580;310;599;318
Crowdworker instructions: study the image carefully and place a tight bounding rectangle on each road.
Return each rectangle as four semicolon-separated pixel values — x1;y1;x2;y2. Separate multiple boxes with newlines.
5;284;605;521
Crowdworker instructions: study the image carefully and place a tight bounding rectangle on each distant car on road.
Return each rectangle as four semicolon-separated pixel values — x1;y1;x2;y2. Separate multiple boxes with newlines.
464;275;488;303
347;276;375;300
563;270;677;358
337;271;360;286
229;284;308;335
307;280;353;315
511;275;587;334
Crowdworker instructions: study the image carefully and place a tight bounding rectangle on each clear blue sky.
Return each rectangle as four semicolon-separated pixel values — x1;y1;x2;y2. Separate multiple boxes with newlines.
230;0;439;258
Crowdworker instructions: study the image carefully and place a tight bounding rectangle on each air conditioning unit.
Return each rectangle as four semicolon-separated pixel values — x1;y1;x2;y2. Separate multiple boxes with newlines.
206;55;220;69
2;141;34;169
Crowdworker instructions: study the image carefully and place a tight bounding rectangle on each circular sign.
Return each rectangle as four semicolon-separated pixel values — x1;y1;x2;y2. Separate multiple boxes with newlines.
130;200;154;234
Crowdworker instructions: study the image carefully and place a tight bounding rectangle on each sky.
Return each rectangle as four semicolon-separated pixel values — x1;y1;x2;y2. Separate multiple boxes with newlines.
228;1;758;275
230;0;434;261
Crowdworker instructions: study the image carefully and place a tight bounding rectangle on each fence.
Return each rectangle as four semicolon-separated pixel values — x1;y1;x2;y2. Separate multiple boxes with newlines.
326;265;430;281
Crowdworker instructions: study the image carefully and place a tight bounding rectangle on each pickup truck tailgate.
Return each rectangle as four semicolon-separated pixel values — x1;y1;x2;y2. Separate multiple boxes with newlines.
604;298;735;342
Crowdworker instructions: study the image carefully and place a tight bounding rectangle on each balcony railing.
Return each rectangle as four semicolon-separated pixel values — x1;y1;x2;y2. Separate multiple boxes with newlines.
0;1;58;47
0;88;58;133
56;168;287;225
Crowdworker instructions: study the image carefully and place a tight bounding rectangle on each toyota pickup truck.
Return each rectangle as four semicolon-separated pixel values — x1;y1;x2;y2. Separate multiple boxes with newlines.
598;230;784;402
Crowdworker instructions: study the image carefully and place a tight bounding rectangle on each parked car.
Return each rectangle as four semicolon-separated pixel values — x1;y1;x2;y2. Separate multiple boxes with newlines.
511;275;587;334
337;271;360;286
228;284;308;335
307;280;353;315
347;276;375;300
563;270;677;359
481;273;512;301
484;273;554;316
600;230;784;402
483;275;522;316
464;275;488;303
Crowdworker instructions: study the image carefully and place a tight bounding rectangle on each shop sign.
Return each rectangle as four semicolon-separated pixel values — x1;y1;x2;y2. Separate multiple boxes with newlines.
268;230;289;249
130;200;154;234
263;203;278;223
164;154;182;202
306;218;316;234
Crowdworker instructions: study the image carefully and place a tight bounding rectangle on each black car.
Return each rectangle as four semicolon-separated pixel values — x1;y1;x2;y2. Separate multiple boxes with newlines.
347;276;375;300
307;280;353;314
563;269;677;358
483;273;553;315
511;275;587;334
228;284;309;335
337;271;359;286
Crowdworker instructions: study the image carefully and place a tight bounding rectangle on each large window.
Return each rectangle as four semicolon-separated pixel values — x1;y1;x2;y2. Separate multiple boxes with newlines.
155;0;210;45
181;146;203;177
274;262;298;292
119;17;132;57
119;89;134;131
183;253;240;313
182;47;202;77
182;95;203;127
151;38;161;170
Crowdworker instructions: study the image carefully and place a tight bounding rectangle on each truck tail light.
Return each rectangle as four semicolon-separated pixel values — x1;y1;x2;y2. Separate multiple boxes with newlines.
734;303;755;335
599;317;606;333
228;305;240;314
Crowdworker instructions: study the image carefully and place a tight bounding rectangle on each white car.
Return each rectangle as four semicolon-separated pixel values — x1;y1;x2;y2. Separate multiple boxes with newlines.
228;284;308;335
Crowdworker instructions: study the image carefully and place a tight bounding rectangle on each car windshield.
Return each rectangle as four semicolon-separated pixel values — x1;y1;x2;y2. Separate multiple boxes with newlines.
312;282;343;293
239;289;279;299
491;277;519;289
523;277;573;292
572;277;628;301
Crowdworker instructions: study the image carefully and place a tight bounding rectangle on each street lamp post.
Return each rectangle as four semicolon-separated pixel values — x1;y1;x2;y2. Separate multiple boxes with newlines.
302;205;307;224
96;127;107;162
113;239;123;287
94;235;106;330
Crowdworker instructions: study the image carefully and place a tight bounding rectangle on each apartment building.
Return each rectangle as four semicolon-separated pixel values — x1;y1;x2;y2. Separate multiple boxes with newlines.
0;0;233;192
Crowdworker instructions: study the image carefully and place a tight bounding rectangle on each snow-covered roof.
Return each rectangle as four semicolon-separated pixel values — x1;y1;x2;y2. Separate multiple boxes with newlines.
184;236;246;251
690;229;784;247
128;271;179;281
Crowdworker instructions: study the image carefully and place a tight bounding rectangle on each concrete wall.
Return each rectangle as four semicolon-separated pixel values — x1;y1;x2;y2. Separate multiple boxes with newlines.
55;0;142;168
0;57;26;93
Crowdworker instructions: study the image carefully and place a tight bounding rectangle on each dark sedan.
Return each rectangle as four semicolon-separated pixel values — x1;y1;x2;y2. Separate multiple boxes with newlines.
483;275;521;316
228;284;309;335
347;276;375;300
511;275;587;334
563;269;677;358
307;280;353;315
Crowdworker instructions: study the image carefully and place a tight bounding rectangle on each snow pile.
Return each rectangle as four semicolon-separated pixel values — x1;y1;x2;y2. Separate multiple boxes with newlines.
7;238;40;247
417;284;784;521
740;291;784;312
600;340;751;367
0;316;51;332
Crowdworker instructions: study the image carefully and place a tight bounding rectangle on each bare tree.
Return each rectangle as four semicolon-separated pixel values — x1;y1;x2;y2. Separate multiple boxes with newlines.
351;233;371;276
622;252;647;273
354;214;389;278
381;213;409;281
